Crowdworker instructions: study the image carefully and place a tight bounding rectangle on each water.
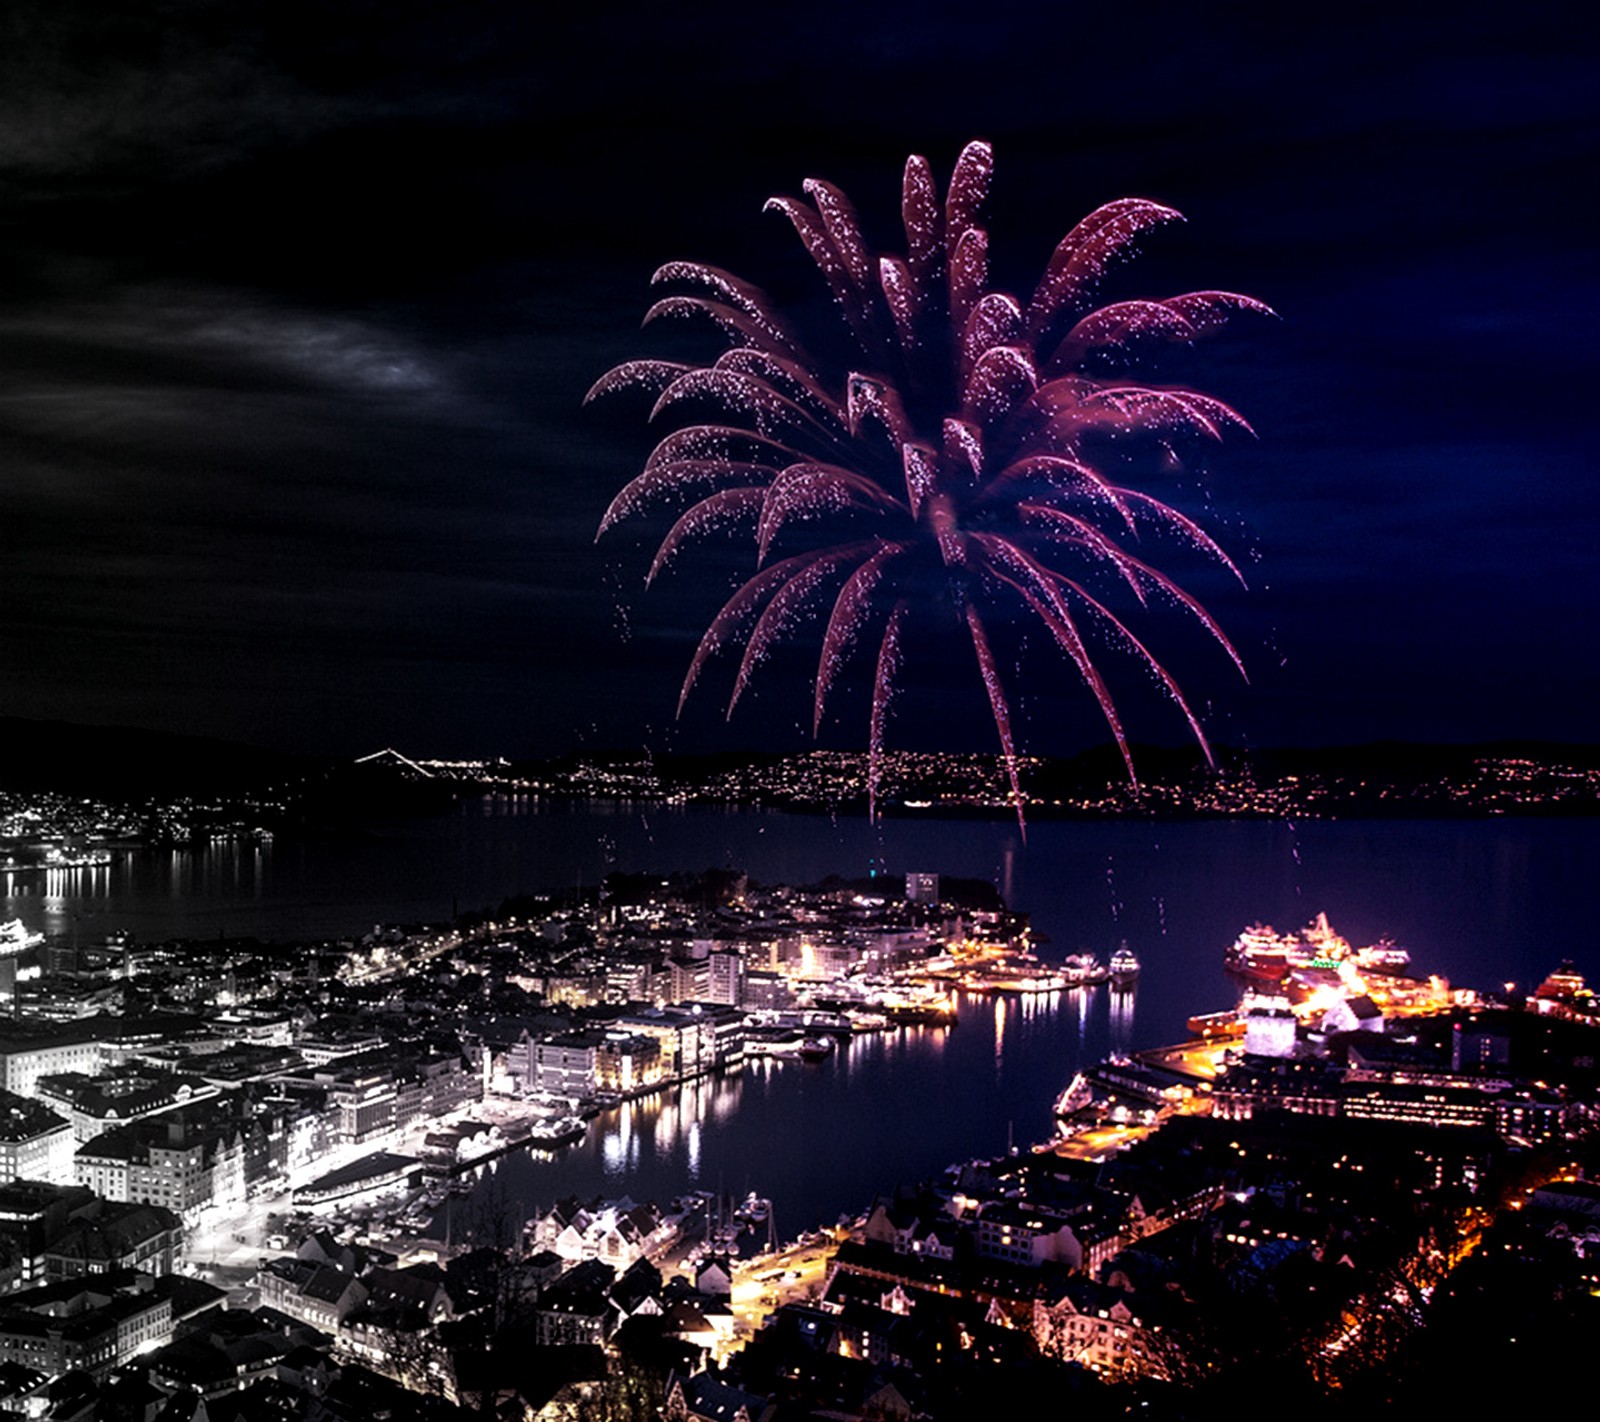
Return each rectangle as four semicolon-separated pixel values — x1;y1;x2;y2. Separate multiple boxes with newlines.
6;803;1589;1010
467;986;1120;1243
6;802;1595;1233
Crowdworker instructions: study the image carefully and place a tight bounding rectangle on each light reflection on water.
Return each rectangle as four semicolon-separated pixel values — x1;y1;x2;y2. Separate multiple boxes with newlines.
1110;984;1136;1056
470;983;1128;1237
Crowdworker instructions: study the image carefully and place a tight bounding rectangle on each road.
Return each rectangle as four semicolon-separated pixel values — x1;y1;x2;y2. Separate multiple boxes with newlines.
720;1233;843;1361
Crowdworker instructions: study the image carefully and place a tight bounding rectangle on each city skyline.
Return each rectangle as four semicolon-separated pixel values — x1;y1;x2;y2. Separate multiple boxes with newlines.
1;2;1594;764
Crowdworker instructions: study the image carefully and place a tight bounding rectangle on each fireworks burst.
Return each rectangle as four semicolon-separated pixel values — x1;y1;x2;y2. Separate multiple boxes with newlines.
591;141;1271;826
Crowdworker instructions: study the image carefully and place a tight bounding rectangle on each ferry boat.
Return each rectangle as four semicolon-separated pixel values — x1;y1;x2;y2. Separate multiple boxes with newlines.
1;850;114;875
1109;944;1140;983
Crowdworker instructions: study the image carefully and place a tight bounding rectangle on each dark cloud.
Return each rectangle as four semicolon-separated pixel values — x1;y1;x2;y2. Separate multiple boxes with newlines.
0;5;353;187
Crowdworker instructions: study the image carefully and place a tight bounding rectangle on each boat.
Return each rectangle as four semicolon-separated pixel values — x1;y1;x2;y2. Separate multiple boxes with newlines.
525;1114;586;1149
1109;944;1140;983
518;1092;589;1150
1224;922;1293;983
1061;953;1104;985
799;1037;834;1063
946;944;1079;994
1225;914;1408;991
735;1192;771;1225
1053;1072;1095;1119
1225;915;1348;983
745;1028;807;1058
1354;936;1411;972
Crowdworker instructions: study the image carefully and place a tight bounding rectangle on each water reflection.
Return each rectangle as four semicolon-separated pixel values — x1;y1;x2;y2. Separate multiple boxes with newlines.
1109;984;1136;1056
585;1070;751;1188
5;839;280;940
483;981;1141;1235
602;1105;633;1176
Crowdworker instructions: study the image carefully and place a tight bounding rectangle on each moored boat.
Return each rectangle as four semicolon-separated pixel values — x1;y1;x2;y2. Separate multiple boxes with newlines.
1054;1071;1095;1118
525;1114;586;1149
736;1191;771;1225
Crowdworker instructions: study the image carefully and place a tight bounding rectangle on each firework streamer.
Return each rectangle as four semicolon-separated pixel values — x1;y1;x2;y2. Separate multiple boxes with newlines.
592;142;1270;827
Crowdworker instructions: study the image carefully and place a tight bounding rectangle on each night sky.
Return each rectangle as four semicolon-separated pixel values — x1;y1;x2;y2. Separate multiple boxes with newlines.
2;1;1594;762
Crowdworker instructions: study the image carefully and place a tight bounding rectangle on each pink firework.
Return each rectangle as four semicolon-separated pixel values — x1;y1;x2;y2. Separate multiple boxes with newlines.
591;141;1271;826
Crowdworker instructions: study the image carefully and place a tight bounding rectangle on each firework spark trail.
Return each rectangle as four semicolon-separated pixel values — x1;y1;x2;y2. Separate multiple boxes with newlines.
591;142;1270;825
868;601;907;820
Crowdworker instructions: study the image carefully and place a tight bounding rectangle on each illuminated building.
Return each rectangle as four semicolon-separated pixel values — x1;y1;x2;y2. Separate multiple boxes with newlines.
530;1030;605;1099
1242;995;1298;1058
0;1094;72;1186
0;1272;173;1378
1032;1280;1171;1380
595;1031;664;1093
0;1026;105;1097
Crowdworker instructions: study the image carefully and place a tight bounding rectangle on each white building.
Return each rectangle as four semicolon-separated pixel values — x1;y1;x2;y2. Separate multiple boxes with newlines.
1243;994;1298;1058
